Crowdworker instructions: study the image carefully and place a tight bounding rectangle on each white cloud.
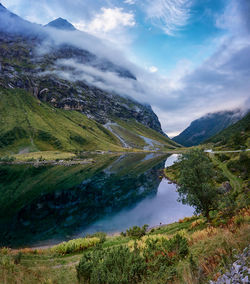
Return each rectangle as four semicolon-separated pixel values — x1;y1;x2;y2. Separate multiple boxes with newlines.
73;7;135;47
143;0;192;35
124;0;135;5
149;66;158;73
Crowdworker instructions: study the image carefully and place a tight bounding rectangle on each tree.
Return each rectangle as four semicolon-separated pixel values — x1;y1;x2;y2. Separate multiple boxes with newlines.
177;149;218;220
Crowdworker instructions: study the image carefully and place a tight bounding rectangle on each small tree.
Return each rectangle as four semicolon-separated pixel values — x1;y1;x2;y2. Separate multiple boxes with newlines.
177;149;218;220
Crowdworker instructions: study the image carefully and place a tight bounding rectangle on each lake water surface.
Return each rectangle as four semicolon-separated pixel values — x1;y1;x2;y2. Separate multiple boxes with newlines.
0;153;193;248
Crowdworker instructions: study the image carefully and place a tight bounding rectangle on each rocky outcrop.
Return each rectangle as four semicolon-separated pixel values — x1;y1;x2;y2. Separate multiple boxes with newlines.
210;247;249;284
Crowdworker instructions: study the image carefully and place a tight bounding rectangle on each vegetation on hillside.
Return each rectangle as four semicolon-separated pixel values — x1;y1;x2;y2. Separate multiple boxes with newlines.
0;88;178;156
0;88;123;154
204;112;250;149
172;110;243;147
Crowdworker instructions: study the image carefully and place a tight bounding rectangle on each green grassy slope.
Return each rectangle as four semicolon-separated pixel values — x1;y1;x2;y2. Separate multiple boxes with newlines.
111;118;180;150
0;88;124;154
0;88;178;155
204;112;250;149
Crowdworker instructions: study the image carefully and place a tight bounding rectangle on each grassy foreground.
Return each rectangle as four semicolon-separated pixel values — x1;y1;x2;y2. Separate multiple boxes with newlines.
0;212;249;284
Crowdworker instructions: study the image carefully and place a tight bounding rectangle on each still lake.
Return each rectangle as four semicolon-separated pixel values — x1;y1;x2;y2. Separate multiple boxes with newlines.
0;153;193;248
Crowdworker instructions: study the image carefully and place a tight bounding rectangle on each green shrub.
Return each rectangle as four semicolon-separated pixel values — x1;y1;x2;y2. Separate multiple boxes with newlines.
36;130;62;149
85;232;107;243
0;127;27;148
120;231;126;237
126;224;149;238
216;154;230;162
0;156;16;162
69;134;87;145
50;237;100;255
76;245;146;284
76;233;189;283
13;252;22;265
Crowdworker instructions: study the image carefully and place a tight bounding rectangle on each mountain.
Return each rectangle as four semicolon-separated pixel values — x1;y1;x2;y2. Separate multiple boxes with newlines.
45;18;76;31
172;110;244;147
0;4;178;153
204;111;250;149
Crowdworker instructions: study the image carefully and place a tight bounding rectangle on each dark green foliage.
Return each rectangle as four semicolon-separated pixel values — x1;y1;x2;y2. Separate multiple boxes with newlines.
76;233;189;283
216;154;230;162
0;127;27;148
36;130;62;149
69;134;87;145
76;245;146;284
85;232;107;243
144;233;188;263
143;234;188;281
177;149;219;219
0;156;16;162
227;152;250;180
13;252;22;265
126;224;149;238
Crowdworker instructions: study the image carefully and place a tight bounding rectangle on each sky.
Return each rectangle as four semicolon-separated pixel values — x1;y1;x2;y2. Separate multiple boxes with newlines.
1;0;250;137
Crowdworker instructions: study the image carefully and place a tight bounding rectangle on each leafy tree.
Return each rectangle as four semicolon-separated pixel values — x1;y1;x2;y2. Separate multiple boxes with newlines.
177;149;218;220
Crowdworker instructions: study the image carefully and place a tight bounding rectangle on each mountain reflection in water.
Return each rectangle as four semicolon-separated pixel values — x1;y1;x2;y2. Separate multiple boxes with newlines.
0;153;193;248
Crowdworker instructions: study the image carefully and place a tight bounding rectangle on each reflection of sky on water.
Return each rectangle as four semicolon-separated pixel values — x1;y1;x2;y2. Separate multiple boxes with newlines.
77;154;193;237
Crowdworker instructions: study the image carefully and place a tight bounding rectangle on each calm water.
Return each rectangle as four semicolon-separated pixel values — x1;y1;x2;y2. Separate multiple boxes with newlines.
0;153;193;248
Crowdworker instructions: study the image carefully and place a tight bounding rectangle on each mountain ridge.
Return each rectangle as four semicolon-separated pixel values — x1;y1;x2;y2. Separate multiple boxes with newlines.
172;110;244;147
204;111;250;149
45;17;76;31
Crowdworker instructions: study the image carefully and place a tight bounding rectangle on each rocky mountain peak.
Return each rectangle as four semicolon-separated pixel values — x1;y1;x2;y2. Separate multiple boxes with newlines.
45;17;76;31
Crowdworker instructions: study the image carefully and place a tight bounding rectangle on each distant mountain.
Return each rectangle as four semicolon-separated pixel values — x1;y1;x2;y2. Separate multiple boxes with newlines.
204;112;250;149
172;110;244;147
45;18;76;31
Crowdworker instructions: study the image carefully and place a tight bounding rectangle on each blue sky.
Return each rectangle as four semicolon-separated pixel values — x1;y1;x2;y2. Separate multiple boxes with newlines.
1;0;226;73
1;0;250;136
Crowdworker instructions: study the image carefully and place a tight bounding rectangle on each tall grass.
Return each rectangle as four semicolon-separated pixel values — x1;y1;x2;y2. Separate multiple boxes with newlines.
50;237;100;255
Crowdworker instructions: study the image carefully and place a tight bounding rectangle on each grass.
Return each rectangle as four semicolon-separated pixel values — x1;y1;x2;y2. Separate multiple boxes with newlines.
210;153;242;192
0;88;124;155
0;88;179;156
114;118;180;149
1;213;249;284
13;151;76;161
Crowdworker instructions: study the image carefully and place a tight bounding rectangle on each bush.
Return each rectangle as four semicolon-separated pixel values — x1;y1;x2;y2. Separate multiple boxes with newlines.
216;154;230;162
126;224;149;238
0;156;16;162
76;245;146;284
50;237;100;255
13;252;22;265
76;233;189;283
85;232;107;243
